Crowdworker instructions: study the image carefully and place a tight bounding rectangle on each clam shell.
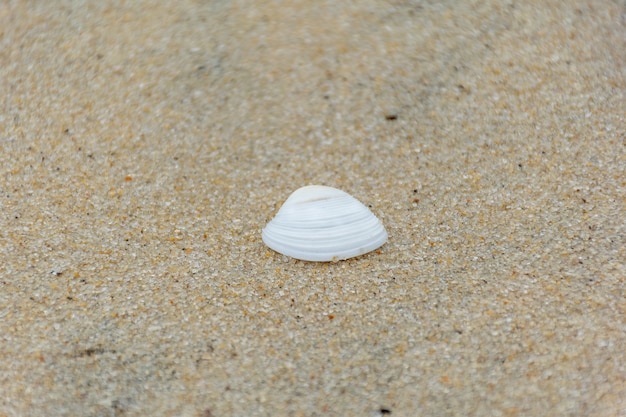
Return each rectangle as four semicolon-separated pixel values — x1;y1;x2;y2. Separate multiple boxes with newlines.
262;185;388;262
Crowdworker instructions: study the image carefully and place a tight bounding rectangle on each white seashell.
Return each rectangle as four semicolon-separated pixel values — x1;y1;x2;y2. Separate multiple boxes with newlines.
262;185;388;262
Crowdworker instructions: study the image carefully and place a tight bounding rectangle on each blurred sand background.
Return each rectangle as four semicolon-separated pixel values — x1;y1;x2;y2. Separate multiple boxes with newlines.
1;1;625;416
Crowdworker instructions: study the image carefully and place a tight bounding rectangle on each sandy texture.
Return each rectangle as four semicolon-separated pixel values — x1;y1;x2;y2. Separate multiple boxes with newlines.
1;1;625;416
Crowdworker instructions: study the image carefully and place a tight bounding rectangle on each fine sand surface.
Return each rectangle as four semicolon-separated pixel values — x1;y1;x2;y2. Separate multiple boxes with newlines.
1;1;625;416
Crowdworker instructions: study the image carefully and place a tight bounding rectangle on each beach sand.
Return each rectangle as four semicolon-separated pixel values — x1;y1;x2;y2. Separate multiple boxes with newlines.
1;1;624;416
